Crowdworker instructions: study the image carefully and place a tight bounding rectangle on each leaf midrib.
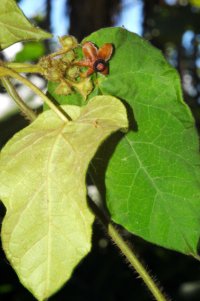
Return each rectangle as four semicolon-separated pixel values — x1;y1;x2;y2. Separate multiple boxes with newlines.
45;124;65;295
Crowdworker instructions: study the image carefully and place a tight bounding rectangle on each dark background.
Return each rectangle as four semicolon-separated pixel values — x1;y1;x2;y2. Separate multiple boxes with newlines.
1;0;200;300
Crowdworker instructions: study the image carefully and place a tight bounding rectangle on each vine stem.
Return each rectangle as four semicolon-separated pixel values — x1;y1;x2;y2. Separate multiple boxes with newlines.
4;62;42;74
90;201;169;301
108;223;168;301
0;66;72;122
1;77;37;122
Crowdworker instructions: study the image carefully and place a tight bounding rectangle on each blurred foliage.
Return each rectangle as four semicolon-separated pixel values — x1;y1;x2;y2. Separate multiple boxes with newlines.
15;42;46;62
143;0;200;129
1;0;200;301
190;0;200;7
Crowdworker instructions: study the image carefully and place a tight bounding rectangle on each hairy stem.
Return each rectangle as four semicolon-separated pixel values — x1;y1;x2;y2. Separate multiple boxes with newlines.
0;66;72;122
108;223;168;301
90;201;169;301
1;77;37;121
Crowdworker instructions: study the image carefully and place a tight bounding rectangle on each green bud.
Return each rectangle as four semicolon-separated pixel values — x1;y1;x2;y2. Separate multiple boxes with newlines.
39;57;67;82
59;35;78;50
66;66;80;79
62;50;76;63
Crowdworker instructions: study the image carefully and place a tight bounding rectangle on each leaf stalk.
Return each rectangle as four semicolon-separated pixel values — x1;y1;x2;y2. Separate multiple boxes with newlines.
1;77;37;121
5;62;42;74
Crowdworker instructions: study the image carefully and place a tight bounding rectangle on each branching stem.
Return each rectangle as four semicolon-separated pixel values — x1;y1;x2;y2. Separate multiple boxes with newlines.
0;66;72;122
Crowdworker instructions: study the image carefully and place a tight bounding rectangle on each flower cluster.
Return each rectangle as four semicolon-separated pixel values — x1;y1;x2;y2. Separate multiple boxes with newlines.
38;36;113;99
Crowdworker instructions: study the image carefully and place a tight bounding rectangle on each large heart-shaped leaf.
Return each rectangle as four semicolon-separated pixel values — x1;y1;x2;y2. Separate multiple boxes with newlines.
0;95;128;300
0;0;52;50
85;27;200;257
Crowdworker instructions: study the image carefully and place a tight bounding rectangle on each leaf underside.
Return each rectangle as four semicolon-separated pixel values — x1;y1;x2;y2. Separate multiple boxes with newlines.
0;95;128;300
0;0;52;50
83;27;200;257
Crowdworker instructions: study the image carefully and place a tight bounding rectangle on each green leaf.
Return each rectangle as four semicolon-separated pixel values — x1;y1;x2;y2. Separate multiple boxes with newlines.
0;0;52;50
86;27;200;256
0;95;128;300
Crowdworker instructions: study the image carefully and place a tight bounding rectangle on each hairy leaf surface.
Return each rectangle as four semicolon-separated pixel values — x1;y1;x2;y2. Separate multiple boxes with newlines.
0;95;128;300
0;0;52;50
85;27;200;256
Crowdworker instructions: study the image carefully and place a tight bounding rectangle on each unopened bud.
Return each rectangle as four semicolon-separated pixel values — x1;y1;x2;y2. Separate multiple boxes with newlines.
39;57;67;82
59;35;78;50
62;50;76;64
66;66;80;79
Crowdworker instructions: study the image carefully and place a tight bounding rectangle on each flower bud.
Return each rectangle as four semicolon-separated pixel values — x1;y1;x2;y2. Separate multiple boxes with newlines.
39;57;67;82
59;35;78;50
66;66;80;79
62;50;76;63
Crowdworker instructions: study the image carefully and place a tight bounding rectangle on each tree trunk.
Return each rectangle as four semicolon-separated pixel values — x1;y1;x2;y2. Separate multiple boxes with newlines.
68;0;121;41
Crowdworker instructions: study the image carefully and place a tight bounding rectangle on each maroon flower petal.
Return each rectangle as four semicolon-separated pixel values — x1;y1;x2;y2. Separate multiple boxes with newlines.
98;43;113;62
82;42;98;62
86;67;95;76
75;60;91;67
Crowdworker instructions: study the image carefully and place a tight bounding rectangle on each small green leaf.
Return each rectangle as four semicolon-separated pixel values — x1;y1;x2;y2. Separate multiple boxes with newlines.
0;95;128;300
0;0;52;50
86;27;200;257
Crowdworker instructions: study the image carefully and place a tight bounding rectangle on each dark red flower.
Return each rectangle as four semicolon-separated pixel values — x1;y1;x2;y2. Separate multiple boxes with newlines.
76;42;113;76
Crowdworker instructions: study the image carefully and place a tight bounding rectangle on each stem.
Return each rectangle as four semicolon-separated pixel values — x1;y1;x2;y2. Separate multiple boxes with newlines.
5;62;42;74
0;66;71;122
108;224;168;301
47;48;70;58
1;77;37;122
90;201;169;301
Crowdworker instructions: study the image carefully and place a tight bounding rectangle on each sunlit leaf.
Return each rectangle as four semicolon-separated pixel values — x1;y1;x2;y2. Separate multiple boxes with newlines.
0;95;128;300
0;0;52;50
